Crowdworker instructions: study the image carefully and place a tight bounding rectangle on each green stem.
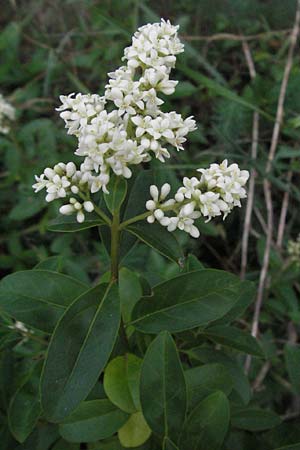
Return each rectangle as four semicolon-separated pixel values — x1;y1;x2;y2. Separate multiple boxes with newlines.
110;211;120;282
93;204;112;226
119;211;151;230
110;211;130;349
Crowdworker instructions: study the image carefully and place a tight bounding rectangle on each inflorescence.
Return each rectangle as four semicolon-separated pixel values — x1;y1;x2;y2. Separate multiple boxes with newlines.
32;19;249;238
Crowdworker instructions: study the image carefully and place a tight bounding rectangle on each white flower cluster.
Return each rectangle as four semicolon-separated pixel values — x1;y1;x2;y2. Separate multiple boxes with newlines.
0;93;15;134
33;19;196;222
146;160;250;238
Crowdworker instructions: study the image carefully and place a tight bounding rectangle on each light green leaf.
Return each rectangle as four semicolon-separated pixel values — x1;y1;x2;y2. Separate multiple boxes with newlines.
284;344;300;394
131;270;253;333
104;354;142;413
204;325;264;357
140;331;186;441
180;391;230;450
41;282;120;422
185;363;233;410
118;411;151;448
0;270;87;333
59;399;128;443
126;222;183;264
8;363;42;443
104;175;127;214
48;214;105;232
231;407;281;431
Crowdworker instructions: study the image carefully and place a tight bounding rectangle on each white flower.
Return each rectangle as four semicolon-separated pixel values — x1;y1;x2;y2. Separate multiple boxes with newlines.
56;93;106;135
0;93;15;134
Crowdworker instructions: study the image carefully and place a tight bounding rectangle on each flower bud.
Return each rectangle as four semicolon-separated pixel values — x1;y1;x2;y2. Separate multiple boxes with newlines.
59;204;74;215
160;183;171;200
83;201;94;212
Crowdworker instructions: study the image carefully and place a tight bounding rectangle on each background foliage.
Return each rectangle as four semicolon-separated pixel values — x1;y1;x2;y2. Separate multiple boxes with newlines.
1;0;300;449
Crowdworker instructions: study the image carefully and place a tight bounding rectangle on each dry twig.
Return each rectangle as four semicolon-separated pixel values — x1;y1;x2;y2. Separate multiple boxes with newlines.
182;29;291;42
277;169;293;249
245;0;300;373
240;41;259;280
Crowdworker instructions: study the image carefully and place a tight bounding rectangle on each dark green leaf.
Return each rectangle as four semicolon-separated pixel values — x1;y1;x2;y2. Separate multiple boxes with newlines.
41;282;120;422
126;222;183;264
185;363;233;410
8;364;42;443
204;326;264;357
186;347;251;405
0;270;87;333
140;331;186;441
131;270;253;333
48;214;105;232
180;391;230;450
231;407;281;431
119;268;142;325
284;344;300;394
163;437;179;450
59;399;128;443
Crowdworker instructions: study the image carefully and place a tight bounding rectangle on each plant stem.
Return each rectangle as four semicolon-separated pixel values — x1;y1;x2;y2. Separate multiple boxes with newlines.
93;204;112;226
110;211;120;282
110;211;130;349
119;211;151;230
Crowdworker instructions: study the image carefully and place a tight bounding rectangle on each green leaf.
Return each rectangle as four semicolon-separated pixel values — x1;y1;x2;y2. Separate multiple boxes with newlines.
104;354;142;413
179;391;230;450
204;326;264;357
104;175;127;214
0;270;87;333
119;268;142;325
48;214;105;232
131;270;253;334
35;256;64;272
8;364;42;443
185;363;233;410
284;344;300;394
163;437;179;450
186;347;251;405
41;282;120;422
231;407;281;431
140;331;186;441
118;411;151;448
126;222;183;264
209;280;256;326
59;399;128;443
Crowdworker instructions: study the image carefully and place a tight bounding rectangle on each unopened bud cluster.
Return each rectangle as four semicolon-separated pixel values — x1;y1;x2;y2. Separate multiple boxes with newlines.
287;234;300;266
146;160;249;238
0;93;15;134
33;19;197;222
